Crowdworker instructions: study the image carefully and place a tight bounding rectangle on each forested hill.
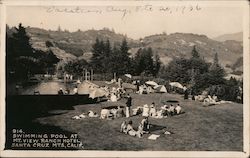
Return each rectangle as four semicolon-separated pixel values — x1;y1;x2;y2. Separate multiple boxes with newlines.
7;26;243;74
130;33;242;70
26;27;138;57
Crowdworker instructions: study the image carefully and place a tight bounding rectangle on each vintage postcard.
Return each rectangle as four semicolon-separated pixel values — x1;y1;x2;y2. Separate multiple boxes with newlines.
0;0;249;157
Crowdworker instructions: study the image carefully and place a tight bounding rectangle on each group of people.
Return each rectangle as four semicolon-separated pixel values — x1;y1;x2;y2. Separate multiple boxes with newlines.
105;87;126;102
131;102;183;119
72;110;99;120
100;106;125;119
160;104;183;116
125;94;183;119
64;73;73;82
57;86;78;95
138;84;151;94
120;117;150;138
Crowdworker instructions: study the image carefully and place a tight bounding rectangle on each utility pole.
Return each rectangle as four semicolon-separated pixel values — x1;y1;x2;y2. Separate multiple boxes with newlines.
85;69;88;81
114;72;116;81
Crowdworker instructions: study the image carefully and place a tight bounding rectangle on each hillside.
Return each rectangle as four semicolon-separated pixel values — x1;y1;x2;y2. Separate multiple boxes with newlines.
7;26;243;74
213;32;243;42
132;33;243;69
26;27;138;57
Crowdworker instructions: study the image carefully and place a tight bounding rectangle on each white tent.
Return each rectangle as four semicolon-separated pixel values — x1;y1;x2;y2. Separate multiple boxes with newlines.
169;82;184;89
145;81;158;86
89;88;106;99
154;85;167;93
124;74;132;79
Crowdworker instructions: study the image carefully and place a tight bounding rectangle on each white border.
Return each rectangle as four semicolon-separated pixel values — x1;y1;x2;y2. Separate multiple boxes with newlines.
0;0;249;157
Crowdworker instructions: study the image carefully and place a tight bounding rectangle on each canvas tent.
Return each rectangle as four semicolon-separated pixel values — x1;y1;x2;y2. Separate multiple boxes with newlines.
169;82;184;89
89;88;107;99
124;74;132;79
145;81;158;86
154;85;167;93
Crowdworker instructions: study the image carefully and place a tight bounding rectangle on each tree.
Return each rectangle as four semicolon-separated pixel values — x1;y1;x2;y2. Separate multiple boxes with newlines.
90;38;105;73
11;23;34;57
207;52;225;85
117;38;131;74
6;23;40;80
90;38;134;75
143;47;154;75
106;45;121;73
64;59;89;77
210;52;219;70
133;47;161;76
120;38;129;54
133;48;143;75
6;24;61;82
164;57;190;84
160;47;211;94
12;56;45;80
102;39;112;72
153;54;161;77
191;52;225;94
191;45;200;58
40;50;60;74
104;39;111;57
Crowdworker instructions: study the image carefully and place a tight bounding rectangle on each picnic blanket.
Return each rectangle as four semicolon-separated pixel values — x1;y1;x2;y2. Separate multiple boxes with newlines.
148;134;160;140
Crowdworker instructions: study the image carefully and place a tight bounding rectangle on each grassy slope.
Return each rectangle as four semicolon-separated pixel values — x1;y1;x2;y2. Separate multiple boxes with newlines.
36;93;243;151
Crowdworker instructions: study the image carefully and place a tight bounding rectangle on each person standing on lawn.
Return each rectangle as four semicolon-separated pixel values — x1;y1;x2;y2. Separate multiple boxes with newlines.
183;86;188;99
126;94;132;117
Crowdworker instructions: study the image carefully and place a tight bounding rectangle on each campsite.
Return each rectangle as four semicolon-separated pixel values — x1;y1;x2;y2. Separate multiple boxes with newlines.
6;78;243;151
33;91;242;151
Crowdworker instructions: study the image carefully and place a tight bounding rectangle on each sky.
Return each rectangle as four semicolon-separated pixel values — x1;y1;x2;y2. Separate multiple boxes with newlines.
6;3;244;40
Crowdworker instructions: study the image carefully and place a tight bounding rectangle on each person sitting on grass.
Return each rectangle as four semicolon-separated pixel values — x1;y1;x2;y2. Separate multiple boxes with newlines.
73;85;78;95
58;88;64;95
137;123;143;138
142;104;150;117
174;104;182;115
88;110;99;117
169;104;175;116
124;120;142;138
161;104;169;116
65;88;70;95
149;102;157;117
125;120;135;134
212;95;219;102
120;121;127;133
141;117;150;133
33;90;40;95
117;106;125;118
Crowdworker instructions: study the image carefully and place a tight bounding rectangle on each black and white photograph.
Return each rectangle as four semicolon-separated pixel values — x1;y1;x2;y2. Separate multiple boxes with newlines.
0;0;249;157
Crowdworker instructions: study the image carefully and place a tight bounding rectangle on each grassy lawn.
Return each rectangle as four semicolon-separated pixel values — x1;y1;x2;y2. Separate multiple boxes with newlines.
36;93;243;151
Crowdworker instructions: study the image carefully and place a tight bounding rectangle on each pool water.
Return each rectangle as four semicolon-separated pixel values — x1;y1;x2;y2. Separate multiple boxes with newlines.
20;81;77;95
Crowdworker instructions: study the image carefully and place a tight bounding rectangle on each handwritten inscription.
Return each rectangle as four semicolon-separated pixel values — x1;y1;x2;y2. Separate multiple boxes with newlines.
46;6;103;14
45;4;202;19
